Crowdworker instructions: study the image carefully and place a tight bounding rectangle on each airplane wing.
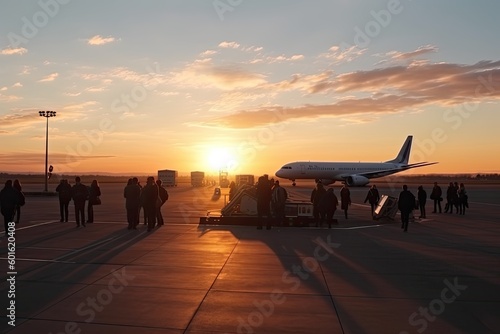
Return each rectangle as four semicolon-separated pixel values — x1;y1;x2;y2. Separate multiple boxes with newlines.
351;162;439;179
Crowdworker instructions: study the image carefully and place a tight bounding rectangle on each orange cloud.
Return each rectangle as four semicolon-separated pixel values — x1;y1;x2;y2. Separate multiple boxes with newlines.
87;35;116;46
201;60;500;128
1;47;27;55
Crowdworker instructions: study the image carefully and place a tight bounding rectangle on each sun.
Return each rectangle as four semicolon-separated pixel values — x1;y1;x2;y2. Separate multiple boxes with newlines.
206;147;237;172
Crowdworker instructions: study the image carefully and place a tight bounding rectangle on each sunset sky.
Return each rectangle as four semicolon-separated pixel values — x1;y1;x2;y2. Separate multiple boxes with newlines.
1;0;500;177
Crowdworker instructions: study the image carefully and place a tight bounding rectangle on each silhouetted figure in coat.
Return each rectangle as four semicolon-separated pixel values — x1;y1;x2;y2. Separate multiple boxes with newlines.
156;179;169;226
430;182;442;213
364;184;380;218
0;180;24;235
124;178;141;229
56;179;72;222
256;175;272;230
340;184;351;219
445;182;456;213
87;180;101;223
141;176;159;232
322;187;338;228
13;179;23;224
398;185;415;232
311;182;327;226
71;176;89;227
458;183;468;215
417;185;427;218
271;180;288;227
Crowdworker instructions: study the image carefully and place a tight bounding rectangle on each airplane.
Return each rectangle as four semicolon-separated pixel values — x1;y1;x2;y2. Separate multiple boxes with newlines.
275;135;437;186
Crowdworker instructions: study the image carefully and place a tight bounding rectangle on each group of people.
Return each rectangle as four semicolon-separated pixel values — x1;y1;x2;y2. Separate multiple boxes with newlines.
397;182;468;232
311;182;352;227
255;175;288;230
56;177;101;227
0;179;25;234
123;176;168;231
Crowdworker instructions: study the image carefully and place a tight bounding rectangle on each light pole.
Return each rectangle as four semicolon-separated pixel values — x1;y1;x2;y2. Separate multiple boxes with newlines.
38;111;56;192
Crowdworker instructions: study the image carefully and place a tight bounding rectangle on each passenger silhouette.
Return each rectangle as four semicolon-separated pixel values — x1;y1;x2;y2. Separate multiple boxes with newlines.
398;185;415;232
156;179;169;226
271;180;288;227
458;183;468;215
71;176;89;227
364;184;380;218
13;179;23;224
56;179;72;222
141;176;159;232
340;184;351;219
0;180;24;235
430;182;442;213
256;175;272;230
124;178;141;229
322;187;338;228
311;181;326;226
417;185;427;219
87;179;101;223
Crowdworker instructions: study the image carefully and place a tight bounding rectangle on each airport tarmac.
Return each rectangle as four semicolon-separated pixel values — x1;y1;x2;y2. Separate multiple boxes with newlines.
1;181;499;333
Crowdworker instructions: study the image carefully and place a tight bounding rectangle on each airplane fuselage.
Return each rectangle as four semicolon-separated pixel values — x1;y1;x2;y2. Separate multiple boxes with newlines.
276;161;401;186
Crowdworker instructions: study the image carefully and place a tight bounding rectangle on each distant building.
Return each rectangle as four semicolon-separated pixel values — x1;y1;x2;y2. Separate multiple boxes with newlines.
158;169;177;187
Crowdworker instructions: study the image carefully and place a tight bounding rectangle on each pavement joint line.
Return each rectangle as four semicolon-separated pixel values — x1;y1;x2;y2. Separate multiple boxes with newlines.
182;239;241;333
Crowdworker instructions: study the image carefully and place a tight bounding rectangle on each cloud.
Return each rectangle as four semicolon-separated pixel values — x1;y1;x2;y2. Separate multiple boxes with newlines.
320;45;366;64
384;45;439;61
218;41;240;49
38;73;59;82
12;82;23;88
171;58;267;90
0;93;22;102
87;35;116;46
200;60;500;128
1;47;27;55
0;152;115;167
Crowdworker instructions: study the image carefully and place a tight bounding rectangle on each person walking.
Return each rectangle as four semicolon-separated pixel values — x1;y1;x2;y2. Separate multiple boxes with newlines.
156;179;169;226
271;180;288;227
364;184;380;218
141;176;159;232
71;176;89;227
398;185;416;232
417;185;427;219
340;184;351;219
124;178;141;229
13;179;23;224
322;187;339;228
430;182;442;213
56;179;72;222
0;180;24;235
311;181;327;227
458;183;468;215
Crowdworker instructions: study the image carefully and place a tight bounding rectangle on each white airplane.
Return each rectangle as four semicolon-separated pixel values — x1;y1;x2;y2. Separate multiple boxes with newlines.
275;135;437;186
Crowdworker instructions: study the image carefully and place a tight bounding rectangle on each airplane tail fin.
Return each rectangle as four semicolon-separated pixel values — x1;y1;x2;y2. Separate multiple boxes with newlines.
386;135;412;165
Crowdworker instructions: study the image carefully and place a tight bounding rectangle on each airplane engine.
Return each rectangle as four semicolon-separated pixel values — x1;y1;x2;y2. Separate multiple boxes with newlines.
346;175;370;186
317;179;335;185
